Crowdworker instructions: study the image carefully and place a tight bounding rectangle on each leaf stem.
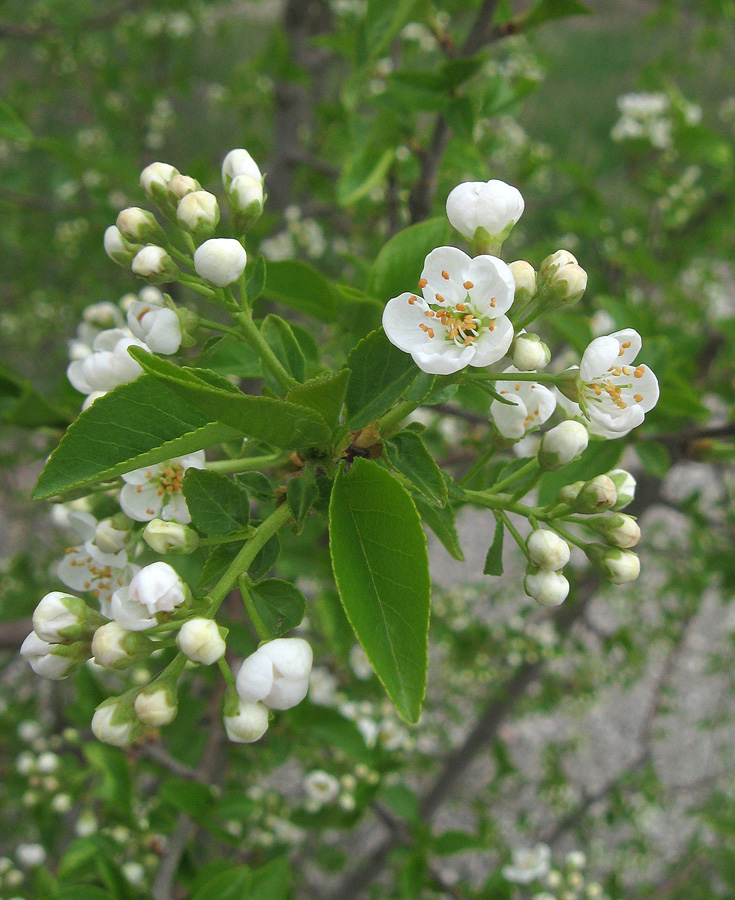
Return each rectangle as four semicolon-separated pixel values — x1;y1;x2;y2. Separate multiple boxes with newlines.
496;508;530;561
490;457;538;494
377;399;420;436
463;370;561;385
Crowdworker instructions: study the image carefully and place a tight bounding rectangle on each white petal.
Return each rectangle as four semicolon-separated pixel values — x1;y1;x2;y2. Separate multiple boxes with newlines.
587;404;645;436
420;247;470;305
180;451;206;470
67;510;98;541
468;316;514;367
610;328;642;366
266;675;310;710
67;360;93;394
382;293;434;353
92;328;130;352
57;549;94;591
236;652;275;704
121;463;163;486
528;383;557;425
580;335;620;381
162;492;191;524
629;364;659;412
411;343;475;375
467;256;516;316
119;483;163;521
260;638;313;680
491;394;527;439
111;587;155;631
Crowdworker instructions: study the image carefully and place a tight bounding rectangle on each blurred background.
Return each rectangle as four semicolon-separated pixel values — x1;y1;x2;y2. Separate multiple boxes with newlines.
1;1;734;898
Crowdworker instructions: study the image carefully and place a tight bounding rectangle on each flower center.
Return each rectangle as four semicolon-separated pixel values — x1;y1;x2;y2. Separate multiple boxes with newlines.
411;288;495;347
157;464;184;496
584;362;648;412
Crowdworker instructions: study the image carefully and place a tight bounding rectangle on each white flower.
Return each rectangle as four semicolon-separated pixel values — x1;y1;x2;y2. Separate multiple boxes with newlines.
103;225;138;266
222;148;262;189
52;793;72;813
193;238;247;287
167;173;200;201
446;179;524;243
224;699;269;743
589;546;640;584
349;644;374;680
32;591;95;643
502;843;552;884
229;174;264;216
177;618;226;665
574;328;659;436
126;297;182;355
304;770;340;804
91;701;137;747
131;246;178;283
134;686;177;726
508;260;537;300
490;368;556;440
124;562;188;625
526;530;571;571
177;190;220;236
16;843;46;868
524;569;570;607
94;517;128;554
236;638;313;711
117;207;164;244
119;451;205;523
67;328;148;396
565;850;586;869
140;161;179;198
538;420;589;470
36;751;59;773
382;247;515;375
575;474;618;512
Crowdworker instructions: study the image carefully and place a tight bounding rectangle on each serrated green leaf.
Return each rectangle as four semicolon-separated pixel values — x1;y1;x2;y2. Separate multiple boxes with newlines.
32;375;240;499
329;459;430;722
246;254;266;302
199;543;242;589
384;431;448;506
287;469;319;532
345;329;419;429
484;516;504;576
287;369;350;430
183;469;251;536
261;314;306;390
414;494;464;561
249;578;307;638
197;335;262;377
191;867;252;900
366;217;451;302
249;531;281;580
262;259;338;322
236;471;274;501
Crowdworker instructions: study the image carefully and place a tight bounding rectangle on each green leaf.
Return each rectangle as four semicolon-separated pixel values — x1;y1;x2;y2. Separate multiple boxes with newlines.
338;144;396;206
434;831;487;855
261;314;306;389
414;494;464;561
287;369;350;431
55;887;111;900
335;284;384;339
288;702;372;762
523;0;590;28
199;543;241;589
445;94;476;142
249;578;307;637
367;0;422;56
183;469;251;536
246;254;267;302
262;259;338;322
0;100;33;141
0;366;69;428
249;532;281;580
329;459;430;723
537;438;624;506
440;56;484;90
129;351;332;451
197;336;262;377
159;779;215;820
484;516;504;576
287;469;319;532
635;441;671;478
384;431;448;506
83;744;132;814
236;471;274;502
32;374;241;499
191;867;252;900
249;857;290;900
367;217;451;302
345;329;419;429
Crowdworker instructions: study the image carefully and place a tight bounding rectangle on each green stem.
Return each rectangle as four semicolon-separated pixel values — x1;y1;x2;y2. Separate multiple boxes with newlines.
462;488;544;520
458;441;497;486
218;657;236;688
196;316;243;337
238;576;271;641
206;452;290;473
463;370;561;385
551;521;590;551
179;274;217;298
159;651;187;681
491;457;538;494
377;399;420;436
206;502;292;616
497;508;530;560
232;309;298;392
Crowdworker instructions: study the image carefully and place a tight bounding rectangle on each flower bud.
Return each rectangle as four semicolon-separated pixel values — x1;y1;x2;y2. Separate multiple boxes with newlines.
538;421;589;470
547;263;588;306
142;519;199;555
558;481;584;505
91;699;140;747
512;333;550;371
103;225;139;266
607;469;636;510
236;637;313;711
20;632;89;679
117;207;166;245
539;249;578;276
127;302;182;355
526;530;571;571
193;238;247;287
129;562;189;615
524;567;570;607
33;592;100;643
222;148;262;190
589;513;641;549
445;179;524;246
140;162;179;203
177;191;220;237
131;246;179;283
94;517;128;553
587;546;640;584
167;173;200;202
508;260;537;303
573;475;618;513
134;684;178;727
92;622;153;669
177;617;226;665
228;175;265;230
224;698;269;743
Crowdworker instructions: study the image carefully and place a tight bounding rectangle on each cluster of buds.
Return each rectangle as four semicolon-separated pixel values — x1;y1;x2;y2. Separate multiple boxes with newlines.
20;592;104;679
508;250;588;323
524;530;571;607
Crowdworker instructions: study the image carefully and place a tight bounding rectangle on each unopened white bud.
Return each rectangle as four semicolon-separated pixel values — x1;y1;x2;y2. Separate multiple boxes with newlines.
117;207;165;244
128;562;189;615
527;530;571;570
558;481;585;505
131;246;178;283
590;513;641;548
538;421;589;470
142;519;199;555
134;685;177;727
224;699;269;743
236;638;313;711
588;546;640;584
103;225;139;266
446;179;524;245
574;475;617;513
222;148;262;189
178;618;226;665
94;517;128;553
91;700;139;747
512;333;550;371
177;191;220;237
21;632;88;680
607;469;636;509
193;238;247;287
127;302;182;355
524;568;570;607
539;249;578;275
228;175;264;229
140;162;179;201
33;591;98;643
92;622;152;669
549;263;588;305
167;173;200;202
508;260;537;301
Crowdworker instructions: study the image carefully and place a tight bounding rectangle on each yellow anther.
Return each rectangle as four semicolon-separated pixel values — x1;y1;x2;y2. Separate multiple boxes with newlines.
441;270;450;280
634;365;645;378
418;277;428;289
463;281;474;290
634;393;643;402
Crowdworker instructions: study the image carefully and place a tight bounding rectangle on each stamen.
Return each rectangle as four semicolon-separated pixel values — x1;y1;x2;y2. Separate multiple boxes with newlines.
622;340;631;349
490;297;496;308
463;281;474;290
424;310;435;317
435;293;445;303
634;393;643;402
408;295;417;305
427;328;434;338
441;270;450;280
634;365;645;378
419;323;429;332
456;303;467;312
488;321;495;331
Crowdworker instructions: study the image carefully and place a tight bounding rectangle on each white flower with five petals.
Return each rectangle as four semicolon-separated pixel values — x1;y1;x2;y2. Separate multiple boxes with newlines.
382;247;516;375
119;451;205;523
490;367;556;440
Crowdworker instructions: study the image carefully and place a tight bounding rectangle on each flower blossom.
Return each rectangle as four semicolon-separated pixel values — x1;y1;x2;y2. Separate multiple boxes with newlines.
66;328;148;397
119;451;205;523
446;179;524;244
126;289;182;355
236;638;313;711
501;843;552;884
382;246;515;374
490;368;556;440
